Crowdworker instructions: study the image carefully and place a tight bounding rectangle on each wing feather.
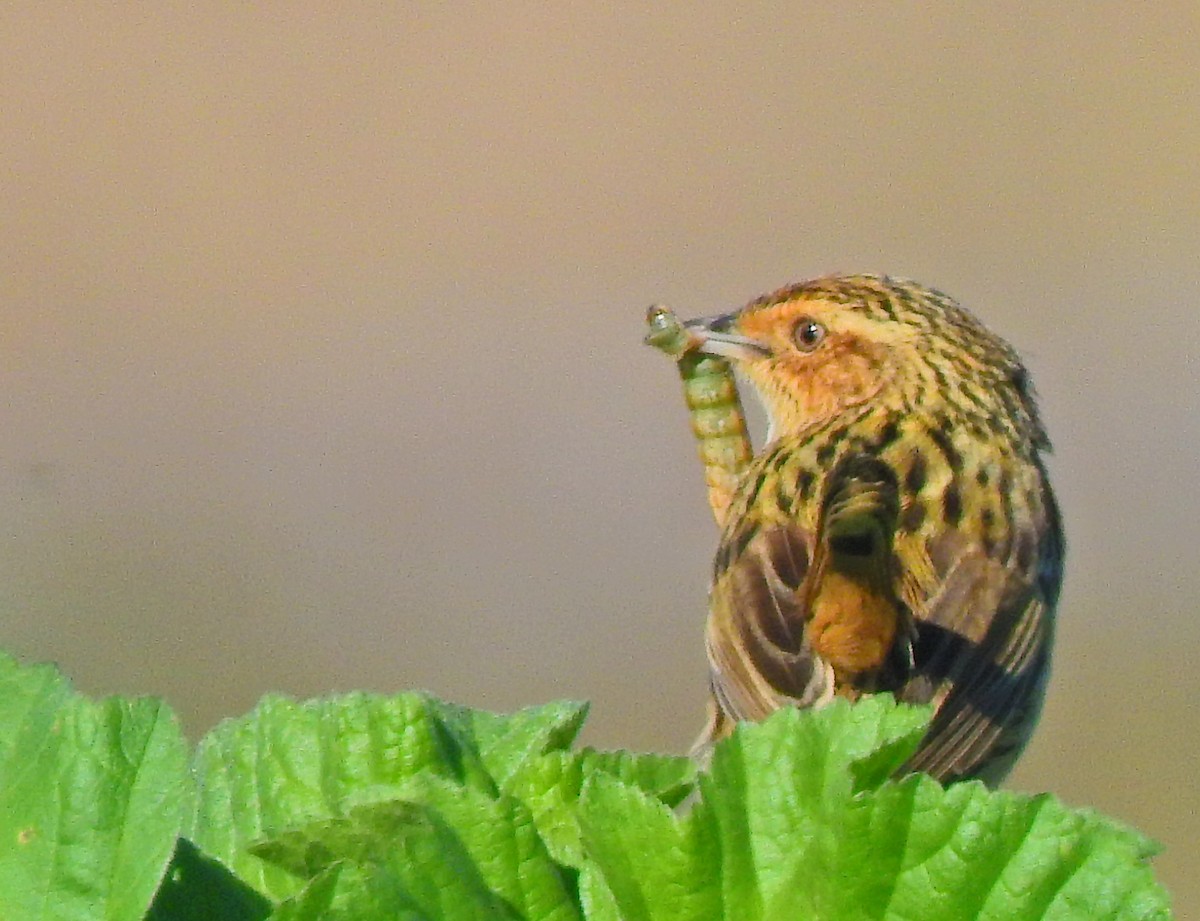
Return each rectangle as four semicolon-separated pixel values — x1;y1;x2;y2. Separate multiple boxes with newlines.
899;514;1059;784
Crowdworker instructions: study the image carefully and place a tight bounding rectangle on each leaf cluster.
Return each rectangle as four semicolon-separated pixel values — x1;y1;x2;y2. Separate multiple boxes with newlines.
0;651;1171;920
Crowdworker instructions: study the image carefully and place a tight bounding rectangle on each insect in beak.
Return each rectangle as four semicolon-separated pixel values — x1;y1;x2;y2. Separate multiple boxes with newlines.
682;315;772;361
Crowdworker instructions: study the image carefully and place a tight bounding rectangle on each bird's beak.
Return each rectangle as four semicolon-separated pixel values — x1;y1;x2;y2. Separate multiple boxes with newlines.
682;314;772;361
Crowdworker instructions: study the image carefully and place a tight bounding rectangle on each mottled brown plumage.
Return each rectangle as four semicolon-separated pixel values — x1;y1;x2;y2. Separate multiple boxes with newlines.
659;274;1062;786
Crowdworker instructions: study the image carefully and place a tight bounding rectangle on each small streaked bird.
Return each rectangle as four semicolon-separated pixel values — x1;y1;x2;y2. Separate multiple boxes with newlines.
646;274;1063;785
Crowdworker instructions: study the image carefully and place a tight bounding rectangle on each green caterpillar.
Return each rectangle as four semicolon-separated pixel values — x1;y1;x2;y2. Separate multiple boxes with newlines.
644;305;754;529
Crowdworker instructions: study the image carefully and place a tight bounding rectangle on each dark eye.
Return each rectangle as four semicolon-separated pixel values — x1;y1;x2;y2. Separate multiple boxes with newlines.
792;317;826;352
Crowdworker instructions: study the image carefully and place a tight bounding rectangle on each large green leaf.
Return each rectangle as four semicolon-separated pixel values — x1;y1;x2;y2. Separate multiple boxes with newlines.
578;697;1171;921
258;801;513;918
255;796;558;921
434;699;590;786
189;692;486;899
505;747;695;867
0;652;190;921
188;692;594;902
266;862;430;921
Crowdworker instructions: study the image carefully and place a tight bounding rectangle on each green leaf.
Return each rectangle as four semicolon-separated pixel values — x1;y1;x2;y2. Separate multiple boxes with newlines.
0;651;190;921
188;692;601;903
578;697;1172;921
435;699;590;786
695;695;932;915
267;862;430;921
254;798;540;920
254;777;581;921
188;691;500;899
505;747;695;867
577;863;622;921
855;780;1169;921
579;775;716;921
388;777;581;921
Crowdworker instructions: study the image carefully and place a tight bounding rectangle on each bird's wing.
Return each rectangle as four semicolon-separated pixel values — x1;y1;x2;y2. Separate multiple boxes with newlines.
897;516;1060;784
702;452;911;730
704;520;833;728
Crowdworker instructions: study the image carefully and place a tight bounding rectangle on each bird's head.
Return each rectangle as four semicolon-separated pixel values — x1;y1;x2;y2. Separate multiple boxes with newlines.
680;274;1044;446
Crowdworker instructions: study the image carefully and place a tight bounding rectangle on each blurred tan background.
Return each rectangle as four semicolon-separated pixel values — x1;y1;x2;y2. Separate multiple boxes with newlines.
2;4;1197;910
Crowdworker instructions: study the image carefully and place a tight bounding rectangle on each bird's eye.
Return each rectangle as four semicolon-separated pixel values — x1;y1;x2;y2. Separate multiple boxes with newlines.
792;317;826;352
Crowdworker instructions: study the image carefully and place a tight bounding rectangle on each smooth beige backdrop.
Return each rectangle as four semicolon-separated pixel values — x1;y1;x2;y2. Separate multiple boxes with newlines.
3;4;1197;910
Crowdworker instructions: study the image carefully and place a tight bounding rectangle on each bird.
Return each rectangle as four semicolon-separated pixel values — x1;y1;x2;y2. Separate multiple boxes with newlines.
648;274;1063;786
